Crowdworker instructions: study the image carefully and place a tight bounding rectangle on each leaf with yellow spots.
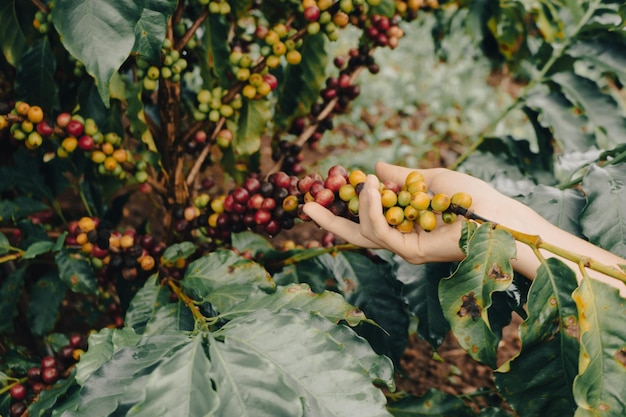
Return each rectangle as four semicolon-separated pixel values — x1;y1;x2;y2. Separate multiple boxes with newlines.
572;277;626;417
55;248;97;294
495;258;579;415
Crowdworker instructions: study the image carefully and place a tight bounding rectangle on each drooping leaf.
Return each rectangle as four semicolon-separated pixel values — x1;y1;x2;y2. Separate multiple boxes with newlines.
15;37;59;112
55;249;97;294
74;327;141;385
0;266;26;334
211;309;393;417
0;0;28;66
22;240;54;259
525;89;595;152
386;389;476;417
76;79;124;136
234;99;272;156
219;282;375;327
65;333;192;416
395;260;452;348
553;72;626;148
28;273;67;336
130;0;177;62
126;334;219;417
124;275;171;334
439;223;516;367
580;163;626;258
275;32;327;130
182;250;275;312
495;258;579;416
572;277;626;416
523;184;586;237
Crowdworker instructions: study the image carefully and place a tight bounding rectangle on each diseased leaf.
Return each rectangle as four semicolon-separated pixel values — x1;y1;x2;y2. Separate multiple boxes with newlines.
219;282;375;327
182;250;275;312
28;273;67;336
55;249;97;294
211;309;393;417
126;334;218;417
495;258;579;415
580;164;626;258
386;389;476;417
439;223;516;367
572;278;626;416
523;184;586;237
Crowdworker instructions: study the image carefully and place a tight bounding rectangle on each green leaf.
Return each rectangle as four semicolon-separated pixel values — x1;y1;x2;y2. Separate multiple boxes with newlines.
75;327;141;385
231;231;274;257
0;1;28;66
28;273;67;336
0;232;9;255
130;0;177;63
386;389;476;417
275;32;327;130
202;14;232;88
126;334;218;417
439;223;516;367
22;240;54;259
29;370;77;417
124;275;171;334
162;241;197;263
567;36;626;82
182;250;275;312
66;333;191;416
0;266;25;334
0;197;50;222
15;37;59;112
219;282;374;327
572;277;626;416
53;232;68;252
495;258;579;415
11;149;55;200
76;79;124;136
523;184;586;238
211;309;393;417
55;249;97;294
234;99;272;156
580;164;626;258
552;72;626;148
395;260;452;348
143;300;195;336
525;89;595;152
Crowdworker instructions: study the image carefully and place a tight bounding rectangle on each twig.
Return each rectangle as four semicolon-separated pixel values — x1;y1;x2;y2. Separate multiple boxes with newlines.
31;0;49;14
175;8;210;51
186;117;225;187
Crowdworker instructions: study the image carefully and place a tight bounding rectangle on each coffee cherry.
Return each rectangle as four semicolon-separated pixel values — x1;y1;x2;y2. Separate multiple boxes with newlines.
10;402;27;417
451;192;472;209
27;367;42;383
42;366;59;384
41;355;57;369
430;193;451;212
418;210;437;232
10;383;27;401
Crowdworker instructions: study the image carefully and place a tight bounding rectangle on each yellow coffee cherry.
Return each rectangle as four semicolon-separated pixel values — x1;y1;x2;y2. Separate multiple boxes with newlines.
410;191;430;211
430;193;451;212
451;192;472;209
385;206;405;226
396;218;415;234
405;170;425;187
418;210;437;232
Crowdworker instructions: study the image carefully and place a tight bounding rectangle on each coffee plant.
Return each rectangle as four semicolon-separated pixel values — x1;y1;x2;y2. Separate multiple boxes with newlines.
1;0;625;416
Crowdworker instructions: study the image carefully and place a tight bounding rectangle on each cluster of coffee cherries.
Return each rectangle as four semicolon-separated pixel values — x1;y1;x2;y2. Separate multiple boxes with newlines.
33;9;53;34
194;86;243;123
254;23;304;69
196;0;232;15
4;102;47;149
395;0;440;20
272;139;305;176
301;0;350;40
363;14;404;49
65;217;164;283
300;165;474;233
137;39;189;91
6;334;87;417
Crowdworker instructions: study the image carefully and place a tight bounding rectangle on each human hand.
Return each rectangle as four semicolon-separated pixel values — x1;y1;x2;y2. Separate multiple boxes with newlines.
303;162;538;264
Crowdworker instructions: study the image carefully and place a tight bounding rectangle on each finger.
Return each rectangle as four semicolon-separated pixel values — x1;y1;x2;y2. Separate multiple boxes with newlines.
302;202;379;248
375;162;449;186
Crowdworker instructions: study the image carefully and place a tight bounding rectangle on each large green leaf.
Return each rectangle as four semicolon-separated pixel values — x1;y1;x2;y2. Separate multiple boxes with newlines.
126;334;219;417
201;14;231;88
64;333;191;416
580;164;626;258
0;266;26;334
274;32;328;130
218;282;375;327
523;184;586;237
552;72;626;149
52;0;174;105
28;273;67;336
386;389;476;417
130;0;176;62
567;36;626;82
394;260;452;348
572;277;626;416
234;99;272;156
55;249;97;294
142;299;195;336
182;250;275;312
439;223;516;367
0;1;28;66
211;309;393;417
525;89;595;152
495;258;579;416
15;37;59;112
124;275;171;334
